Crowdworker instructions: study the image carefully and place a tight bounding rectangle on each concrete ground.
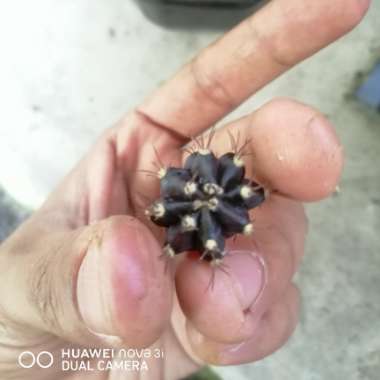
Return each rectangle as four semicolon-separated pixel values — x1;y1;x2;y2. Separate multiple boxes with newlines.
0;1;379;379
0;189;29;243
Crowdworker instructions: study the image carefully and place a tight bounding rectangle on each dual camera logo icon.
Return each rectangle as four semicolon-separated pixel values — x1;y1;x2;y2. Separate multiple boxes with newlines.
18;351;54;369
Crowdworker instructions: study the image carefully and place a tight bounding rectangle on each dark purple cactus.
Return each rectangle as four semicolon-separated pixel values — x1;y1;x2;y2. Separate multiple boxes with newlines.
146;149;265;262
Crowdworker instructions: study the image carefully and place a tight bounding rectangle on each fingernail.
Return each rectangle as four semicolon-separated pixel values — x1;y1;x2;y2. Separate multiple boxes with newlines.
225;250;266;311
88;330;124;347
186;322;254;366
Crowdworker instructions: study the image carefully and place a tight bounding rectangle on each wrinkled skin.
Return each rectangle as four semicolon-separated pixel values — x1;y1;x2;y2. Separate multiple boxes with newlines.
0;0;370;379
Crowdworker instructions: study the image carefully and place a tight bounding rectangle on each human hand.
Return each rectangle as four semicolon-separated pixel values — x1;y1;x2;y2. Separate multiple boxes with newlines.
0;0;370;379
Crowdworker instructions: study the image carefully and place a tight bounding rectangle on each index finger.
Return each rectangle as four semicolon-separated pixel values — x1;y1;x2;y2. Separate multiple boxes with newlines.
139;0;369;140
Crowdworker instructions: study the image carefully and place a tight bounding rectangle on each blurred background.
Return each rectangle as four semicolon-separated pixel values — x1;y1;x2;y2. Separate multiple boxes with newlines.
0;1;379;379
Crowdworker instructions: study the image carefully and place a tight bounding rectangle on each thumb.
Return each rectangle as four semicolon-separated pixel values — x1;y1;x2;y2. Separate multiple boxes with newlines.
0;215;172;348
77;215;173;347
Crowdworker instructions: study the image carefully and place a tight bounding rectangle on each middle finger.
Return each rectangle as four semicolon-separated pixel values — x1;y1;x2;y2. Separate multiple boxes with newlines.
182;98;343;202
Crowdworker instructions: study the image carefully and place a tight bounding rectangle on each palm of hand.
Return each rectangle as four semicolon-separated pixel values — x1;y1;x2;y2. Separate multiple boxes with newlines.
0;107;328;380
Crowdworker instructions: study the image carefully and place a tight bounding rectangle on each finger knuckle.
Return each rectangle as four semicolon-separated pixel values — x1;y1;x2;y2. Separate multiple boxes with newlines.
190;56;236;110
247;18;295;68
